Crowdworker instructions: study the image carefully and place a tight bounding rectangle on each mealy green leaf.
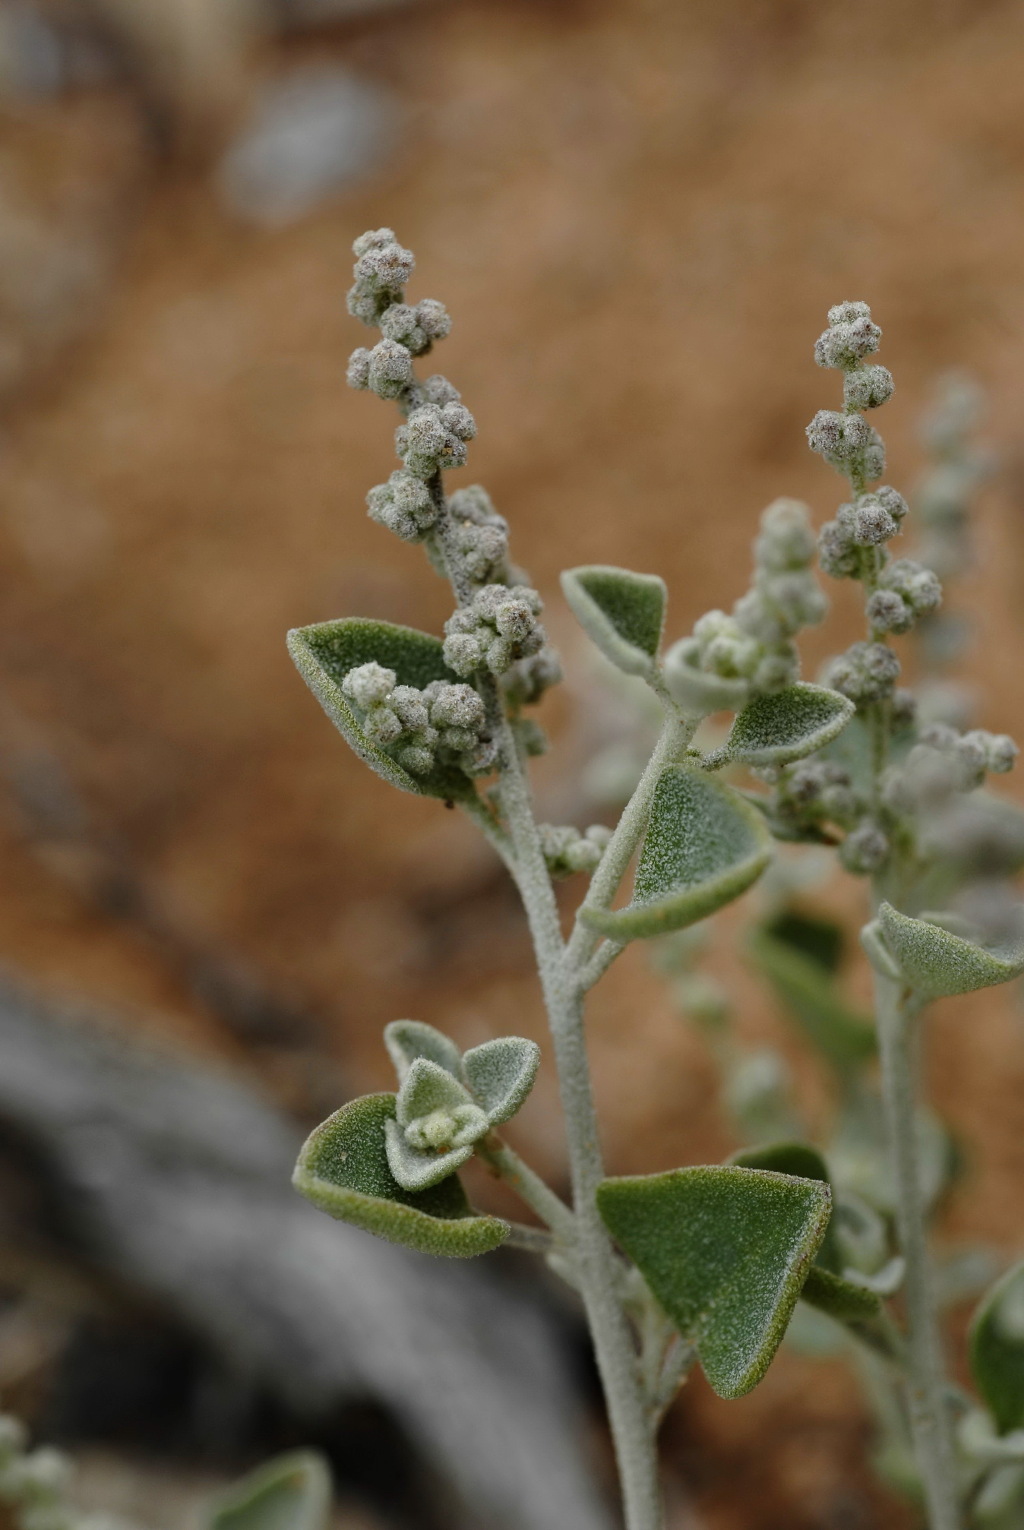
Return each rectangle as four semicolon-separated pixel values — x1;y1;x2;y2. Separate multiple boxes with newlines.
877;902;1024;1000
971;1260;1024;1434
597;1164;831;1398
293;1094;508;1258
462;1036;541;1125
207;1453;331;1530
581;767;773;941
287;618;474;800
728;1141;841;1273
662;637;750;718
383;1019;462;1082
747;929;876;1073
726;684;854;767
560;565;667;677
397;1055;477;1121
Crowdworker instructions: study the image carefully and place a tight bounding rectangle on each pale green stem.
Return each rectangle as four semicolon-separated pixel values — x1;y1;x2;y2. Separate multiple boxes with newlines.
566;708;696;975
494;727;663;1530
873;970;962;1530
477;1133;577;1247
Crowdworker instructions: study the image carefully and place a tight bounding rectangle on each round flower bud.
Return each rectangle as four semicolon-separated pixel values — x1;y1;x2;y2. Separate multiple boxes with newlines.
814;314;882;370
379;303;427;354
874;485;909;523
389;685;430;731
342;662;396;708
441;402;476;441
806;409;872;467
354;238;415;293
416;298;451;340
421;374;461;406
843;364;894;411
847;493;899;545
754;498;817;570
827;300;872;326
367;339;414;400
363;706;403;746
839;822;889;874
985;733;1018;774
817;519;860;578
867;588;914;634
346;347;372;389
565;837;604;875
429;683;485;729
352;227;397;258
443;633;485;676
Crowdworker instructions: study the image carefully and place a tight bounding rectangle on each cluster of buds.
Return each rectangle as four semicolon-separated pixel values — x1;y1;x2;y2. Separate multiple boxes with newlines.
882;724;1018;815
823;640;902;707
447;485;512;587
771;758;859;836
443;585;547;678
345;229;453;404
538;822;612;879
341;662;497;778
395;400;476;479
666;500;827;710
866;558;943;635
817;485;909;576
366;470;437;543
807;301;890;488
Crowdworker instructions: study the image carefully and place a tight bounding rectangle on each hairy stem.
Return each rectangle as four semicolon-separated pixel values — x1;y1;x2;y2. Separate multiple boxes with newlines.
873;971;962;1530
495;728;663;1530
477;1133;577;1247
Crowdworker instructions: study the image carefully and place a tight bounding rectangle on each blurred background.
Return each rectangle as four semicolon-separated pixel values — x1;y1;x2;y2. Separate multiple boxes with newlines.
0;0;1023;1527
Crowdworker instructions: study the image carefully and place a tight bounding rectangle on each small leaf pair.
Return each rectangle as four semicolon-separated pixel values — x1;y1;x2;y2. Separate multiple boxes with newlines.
872;902;1024;1000
597;1163;831;1398
383;1021;540;1191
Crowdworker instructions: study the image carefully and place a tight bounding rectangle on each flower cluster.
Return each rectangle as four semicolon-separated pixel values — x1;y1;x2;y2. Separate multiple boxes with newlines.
882;724;1018;815
443;585;547;678
807;301;890;489
396;400;476;478
538;822;612;879
447;485;512;588
341;662;497;778
665;499;827;712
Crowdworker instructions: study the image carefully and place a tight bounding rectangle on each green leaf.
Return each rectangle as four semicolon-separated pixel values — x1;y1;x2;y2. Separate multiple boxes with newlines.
726;684;854;767
663;637;750;717
560;565;667;676
971;1260;1024;1434
799;1264;883;1323
877;902;1024;1000
581;767;773;941
207;1453;331;1530
462;1037;541;1124
728;1141;841;1273
763;909;845;973
397;1055;477;1121
748;929;876;1073
293;1094;508;1258
383;1019;462;1082
287;618;474;800
383;1120;474;1192
597;1164;831;1398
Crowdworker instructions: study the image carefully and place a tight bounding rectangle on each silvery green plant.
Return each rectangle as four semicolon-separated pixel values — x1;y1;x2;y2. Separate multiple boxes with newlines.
287;235;1024;1530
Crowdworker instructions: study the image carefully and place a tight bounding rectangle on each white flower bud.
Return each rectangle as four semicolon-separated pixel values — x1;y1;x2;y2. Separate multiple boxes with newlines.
441;402;476;441
814;314;882;370
398;745;435;776
429;684;485;729
827;300;872;326
342;662;396;708
390;685;430;730
346;347;372;389
443;633;485;676
867;588;914;634
843;364;894;411
421;374;461;406
818;519;860;578
354;238;415;293
363;706;403;746
379;304;428;354
416;298;451;340
367;339;414;400
985;733;1018;774
754;498;816;570
839;822;889;874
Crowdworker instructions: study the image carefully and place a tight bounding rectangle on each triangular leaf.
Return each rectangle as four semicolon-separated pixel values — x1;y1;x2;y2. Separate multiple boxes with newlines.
462;1037;541;1124
581;767;772;941
729;1141;841;1273
293;1093;508;1258
397;1056;477;1122
748;929;876;1073
287;618;474;800
561;565;667;676
384;1118;474;1191
878;902;1024;1000
597;1165;831;1398
727;683;854;766
207;1453;331;1530
971;1260;1024;1434
383;1019;462;1082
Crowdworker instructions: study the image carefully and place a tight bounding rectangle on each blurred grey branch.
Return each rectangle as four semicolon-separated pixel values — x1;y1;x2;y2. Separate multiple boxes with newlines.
0;981;611;1530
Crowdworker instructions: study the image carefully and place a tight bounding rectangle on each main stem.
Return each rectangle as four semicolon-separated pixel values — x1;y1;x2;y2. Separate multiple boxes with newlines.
873;970;962;1530
496;731;663;1530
